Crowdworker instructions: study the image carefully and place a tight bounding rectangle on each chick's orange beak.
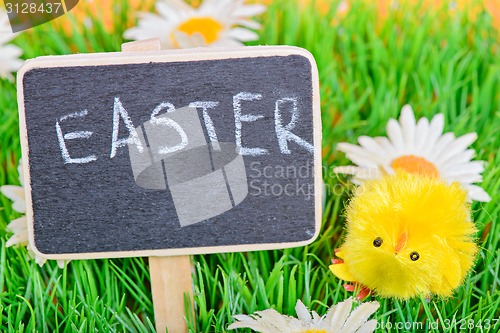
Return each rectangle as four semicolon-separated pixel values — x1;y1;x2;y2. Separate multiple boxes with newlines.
395;232;408;253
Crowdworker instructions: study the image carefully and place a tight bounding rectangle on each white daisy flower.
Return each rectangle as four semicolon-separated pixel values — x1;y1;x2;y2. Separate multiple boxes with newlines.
5;216;29;247
228;297;379;333
123;0;266;49
0;9;23;81
334;105;491;202
1;160;26;213
1;160;67;268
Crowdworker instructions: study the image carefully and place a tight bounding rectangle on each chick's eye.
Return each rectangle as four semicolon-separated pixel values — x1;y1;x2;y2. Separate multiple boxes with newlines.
410;251;420;261
373;237;383;247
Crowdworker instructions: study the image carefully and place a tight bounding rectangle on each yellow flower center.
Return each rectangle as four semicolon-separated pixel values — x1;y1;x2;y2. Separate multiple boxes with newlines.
300;330;327;333
391;155;439;178
174;17;223;45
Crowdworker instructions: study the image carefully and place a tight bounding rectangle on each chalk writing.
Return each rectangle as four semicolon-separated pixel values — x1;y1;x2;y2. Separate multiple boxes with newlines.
56;93;313;164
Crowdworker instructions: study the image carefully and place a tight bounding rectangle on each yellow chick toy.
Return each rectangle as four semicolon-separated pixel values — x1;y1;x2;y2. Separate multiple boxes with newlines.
330;172;478;300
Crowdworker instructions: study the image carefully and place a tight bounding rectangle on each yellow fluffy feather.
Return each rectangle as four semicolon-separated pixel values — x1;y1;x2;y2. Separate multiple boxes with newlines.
330;172;478;300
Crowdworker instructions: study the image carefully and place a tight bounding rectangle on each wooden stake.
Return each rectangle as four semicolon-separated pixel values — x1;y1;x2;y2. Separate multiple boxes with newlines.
122;38;193;333
149;256;193;333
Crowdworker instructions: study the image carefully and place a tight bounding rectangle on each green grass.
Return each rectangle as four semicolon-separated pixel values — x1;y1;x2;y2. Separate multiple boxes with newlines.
1;0;499;332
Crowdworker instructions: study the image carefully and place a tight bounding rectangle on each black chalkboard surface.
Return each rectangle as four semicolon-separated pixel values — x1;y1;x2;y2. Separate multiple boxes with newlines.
17;46;322;259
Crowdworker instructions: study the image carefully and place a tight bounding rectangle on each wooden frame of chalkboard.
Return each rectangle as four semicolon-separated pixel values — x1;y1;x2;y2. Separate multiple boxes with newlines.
17;46;322;260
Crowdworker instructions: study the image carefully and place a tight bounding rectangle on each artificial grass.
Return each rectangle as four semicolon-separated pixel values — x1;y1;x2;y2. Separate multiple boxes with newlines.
0;0;499;332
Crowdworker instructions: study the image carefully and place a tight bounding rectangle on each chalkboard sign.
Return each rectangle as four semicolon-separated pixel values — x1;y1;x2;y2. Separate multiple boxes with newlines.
17;46;322;259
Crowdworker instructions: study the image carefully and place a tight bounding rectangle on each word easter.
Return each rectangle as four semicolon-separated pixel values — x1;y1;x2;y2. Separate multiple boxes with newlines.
56;93;314;165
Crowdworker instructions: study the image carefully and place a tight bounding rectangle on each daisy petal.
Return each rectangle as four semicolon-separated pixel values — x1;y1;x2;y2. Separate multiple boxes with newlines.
413;117;429;154
6;233;28;247
156;2;189;21
439;149;475;172
448;171;483;182
446;161;485;178
123;14;174;47
228;315;268;330
0;43;23;81
386;119;405;153
464;185;491;202
323;303;338;327
0;43;23;59
356;319;379;333
173;31;207;47
311;310;321;322
358;136;393;160
382;164;395;175
334;166;363;175
31;253;47;267
421;113;444;155
228;27;259;42
0;34;14;44
0;184;26;213
337;143;385;166
346;154;380;168
335;165;381;182
435;132;477;165
34;254;47;267
5;216;29;247
399;104;416;152
295;300;312;322
163;0;193;12
356;167;382;180
339;301;380;333
328;297;353;331
233;4;267;17
235;19;261;29
455;175;484;185
428;132;455;160
27;244;48;267
256;309;291;329
57;260;67;269
0;12;18;42
373;136;398;158
199;0;222;11
6;215;27;233
199;0;232;17
337;142;362;155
